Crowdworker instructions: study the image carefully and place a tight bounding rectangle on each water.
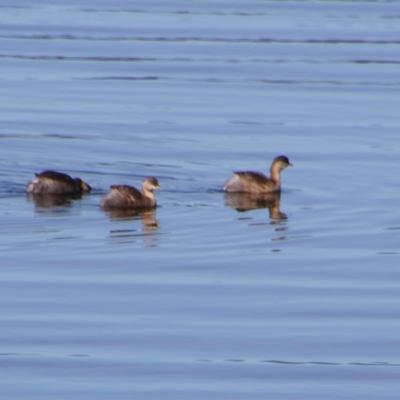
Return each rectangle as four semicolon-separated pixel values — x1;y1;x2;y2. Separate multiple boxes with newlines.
1;1;400;398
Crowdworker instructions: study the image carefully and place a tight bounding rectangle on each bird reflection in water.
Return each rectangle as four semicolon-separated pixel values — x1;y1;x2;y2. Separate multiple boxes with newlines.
224;191;287;220
104;208;159;230
104;208;160;247
27;193;82;213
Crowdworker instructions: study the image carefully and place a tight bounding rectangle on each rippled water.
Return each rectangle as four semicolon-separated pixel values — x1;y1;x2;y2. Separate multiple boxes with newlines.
1;1;400;399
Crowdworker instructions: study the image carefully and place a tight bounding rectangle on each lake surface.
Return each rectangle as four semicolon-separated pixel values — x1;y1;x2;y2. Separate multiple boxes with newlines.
1;1;400;398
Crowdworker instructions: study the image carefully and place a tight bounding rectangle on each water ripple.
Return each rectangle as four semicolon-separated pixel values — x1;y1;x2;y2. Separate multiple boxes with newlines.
2;34;400;45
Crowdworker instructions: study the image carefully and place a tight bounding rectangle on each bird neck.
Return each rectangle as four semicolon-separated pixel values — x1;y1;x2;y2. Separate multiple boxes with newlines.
270;164;281;183
142;186;156;206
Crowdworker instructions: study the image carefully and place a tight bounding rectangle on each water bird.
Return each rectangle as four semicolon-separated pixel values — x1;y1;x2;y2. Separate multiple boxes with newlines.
26;170;92;195
101;177;161;209
223;155;292;194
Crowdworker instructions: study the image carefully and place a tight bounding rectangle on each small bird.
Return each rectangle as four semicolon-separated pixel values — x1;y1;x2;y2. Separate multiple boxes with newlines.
101;177;161;209
26;170;92;195
223;155;292;194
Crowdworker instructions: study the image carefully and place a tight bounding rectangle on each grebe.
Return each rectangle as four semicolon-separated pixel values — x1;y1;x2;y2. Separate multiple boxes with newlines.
223;155;292;194
101;177;161;208
26;170;91;195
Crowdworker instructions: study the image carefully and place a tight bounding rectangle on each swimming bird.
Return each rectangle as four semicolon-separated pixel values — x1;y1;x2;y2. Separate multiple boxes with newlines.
26;170;92;195
100;177;161;209
223;155;292;194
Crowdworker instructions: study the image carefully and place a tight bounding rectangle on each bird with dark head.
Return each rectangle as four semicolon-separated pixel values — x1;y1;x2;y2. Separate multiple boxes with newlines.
223;155;292;194
101;177;161;209
26;170;92;195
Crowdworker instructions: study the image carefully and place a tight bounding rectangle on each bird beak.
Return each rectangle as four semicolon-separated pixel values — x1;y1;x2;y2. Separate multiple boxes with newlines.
81;182;92;191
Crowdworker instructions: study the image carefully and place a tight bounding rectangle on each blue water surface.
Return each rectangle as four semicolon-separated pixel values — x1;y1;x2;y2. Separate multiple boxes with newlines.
1;1;400;399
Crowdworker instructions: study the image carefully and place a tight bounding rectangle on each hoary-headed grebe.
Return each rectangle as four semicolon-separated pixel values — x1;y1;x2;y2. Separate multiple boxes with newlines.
223;155;292;194
26;170;91;195
101;177;161;208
